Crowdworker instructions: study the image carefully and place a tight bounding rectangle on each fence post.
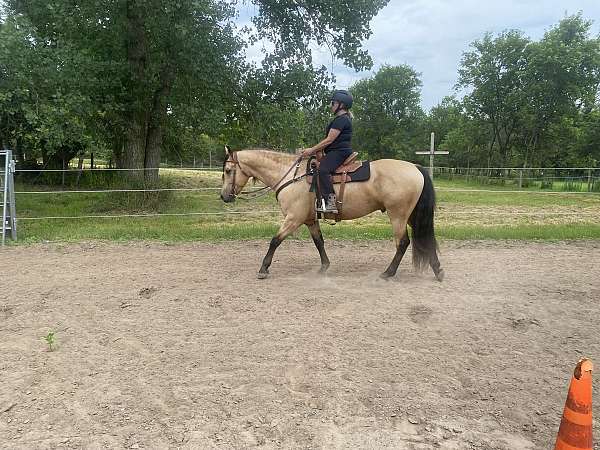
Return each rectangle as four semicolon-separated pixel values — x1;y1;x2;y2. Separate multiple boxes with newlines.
1;150;17;245
588;169;592;192
518;170;523;189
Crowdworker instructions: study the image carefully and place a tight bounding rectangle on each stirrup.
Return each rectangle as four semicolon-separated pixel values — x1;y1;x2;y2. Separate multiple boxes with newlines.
315;198;338;214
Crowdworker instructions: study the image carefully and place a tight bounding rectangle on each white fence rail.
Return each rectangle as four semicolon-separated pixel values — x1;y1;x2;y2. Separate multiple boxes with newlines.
433;166;599;191
9;166;600;225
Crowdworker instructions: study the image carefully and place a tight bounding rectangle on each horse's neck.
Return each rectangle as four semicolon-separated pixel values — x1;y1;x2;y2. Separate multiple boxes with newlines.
238;150;294;187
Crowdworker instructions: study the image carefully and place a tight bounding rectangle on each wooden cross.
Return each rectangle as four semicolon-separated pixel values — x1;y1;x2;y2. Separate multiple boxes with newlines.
415;132;449;180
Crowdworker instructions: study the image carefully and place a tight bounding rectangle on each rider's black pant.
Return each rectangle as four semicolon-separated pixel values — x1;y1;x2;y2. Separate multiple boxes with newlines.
318;149;352;199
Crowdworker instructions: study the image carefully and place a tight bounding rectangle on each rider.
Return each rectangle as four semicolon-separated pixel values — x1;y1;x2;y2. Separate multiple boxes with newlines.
301;90;353;213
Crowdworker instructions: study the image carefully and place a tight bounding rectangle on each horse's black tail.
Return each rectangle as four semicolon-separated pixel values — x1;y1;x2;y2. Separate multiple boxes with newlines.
410;166;439;272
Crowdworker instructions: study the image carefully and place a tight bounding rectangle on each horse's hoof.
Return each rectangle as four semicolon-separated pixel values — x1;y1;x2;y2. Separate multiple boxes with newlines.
318;264;330;275
379;272;393;280
257;272;269;280
435;269;445;282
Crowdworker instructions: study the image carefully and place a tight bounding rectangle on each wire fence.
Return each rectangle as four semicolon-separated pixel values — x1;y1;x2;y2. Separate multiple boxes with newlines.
15;187;221;194
435;188;599;195
15;165;599;172
435;166;598;170
16;165;600;187
433;166;600;192
16;210;600;221
15;166;223;172
17;210;282;221
13;185;600;196
11;165;600;223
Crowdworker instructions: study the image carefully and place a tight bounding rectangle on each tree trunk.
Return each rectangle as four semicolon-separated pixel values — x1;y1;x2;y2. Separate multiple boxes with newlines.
76;156;85;186
62;156;66;186
487;132;497;177
122;0;149;184
42;146;68;170
122;110;148;184
112;137;124;169
120;1;173;187
15;137;25;164
144;66;174;185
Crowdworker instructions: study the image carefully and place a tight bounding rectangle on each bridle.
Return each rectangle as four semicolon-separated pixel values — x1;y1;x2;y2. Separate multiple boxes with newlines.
223;151;304;200
223;151;252;198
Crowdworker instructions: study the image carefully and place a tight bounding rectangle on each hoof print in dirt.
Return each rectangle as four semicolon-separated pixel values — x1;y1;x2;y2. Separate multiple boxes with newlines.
409;305;433;324
509;317;541;330
138;287;158;299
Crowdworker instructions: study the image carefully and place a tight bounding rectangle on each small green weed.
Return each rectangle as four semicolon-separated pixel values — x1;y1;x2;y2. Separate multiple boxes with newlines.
43;331;56;351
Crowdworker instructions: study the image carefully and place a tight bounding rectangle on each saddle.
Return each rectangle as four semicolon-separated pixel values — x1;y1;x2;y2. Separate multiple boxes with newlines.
307;152;364;180
307;151;371;222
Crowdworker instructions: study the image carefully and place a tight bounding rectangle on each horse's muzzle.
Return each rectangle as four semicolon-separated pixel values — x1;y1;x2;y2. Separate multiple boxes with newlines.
221;193;235;203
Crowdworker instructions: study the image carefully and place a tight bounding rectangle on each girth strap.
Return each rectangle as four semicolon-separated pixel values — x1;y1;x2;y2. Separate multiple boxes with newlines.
335;171;348;222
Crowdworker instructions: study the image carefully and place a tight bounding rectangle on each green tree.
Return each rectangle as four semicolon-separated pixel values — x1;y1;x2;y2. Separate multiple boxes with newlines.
0;15;101;168
225;62;332;150
351;64;424;159
418;96;467;166
578;109;600;165
456;15;600;169
457;30;530;167
5;0;389;184
520;14;600;166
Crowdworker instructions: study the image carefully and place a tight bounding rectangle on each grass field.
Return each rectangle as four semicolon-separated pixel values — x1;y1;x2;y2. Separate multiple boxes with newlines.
11;168;600;243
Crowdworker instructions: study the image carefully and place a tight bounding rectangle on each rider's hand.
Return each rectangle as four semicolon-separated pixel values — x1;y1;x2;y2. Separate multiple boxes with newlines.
300;148;313;158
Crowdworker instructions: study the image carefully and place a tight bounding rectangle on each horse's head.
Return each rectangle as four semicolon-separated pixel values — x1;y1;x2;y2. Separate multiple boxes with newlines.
220;145;251;203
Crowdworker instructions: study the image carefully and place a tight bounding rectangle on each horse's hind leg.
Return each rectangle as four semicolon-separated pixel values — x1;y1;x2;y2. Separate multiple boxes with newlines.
258;215;301;279
307;221;330;274
381;216;410;279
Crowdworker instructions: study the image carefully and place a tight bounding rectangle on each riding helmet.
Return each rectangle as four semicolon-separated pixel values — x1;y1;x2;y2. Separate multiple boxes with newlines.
331;90;353;109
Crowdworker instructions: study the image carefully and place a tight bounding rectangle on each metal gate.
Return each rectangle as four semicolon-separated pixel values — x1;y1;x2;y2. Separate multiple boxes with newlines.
1;150;17;245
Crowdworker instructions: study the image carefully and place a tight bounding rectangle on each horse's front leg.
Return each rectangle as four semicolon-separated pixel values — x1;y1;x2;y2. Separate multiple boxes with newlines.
307;221;330;274
258;215;302;279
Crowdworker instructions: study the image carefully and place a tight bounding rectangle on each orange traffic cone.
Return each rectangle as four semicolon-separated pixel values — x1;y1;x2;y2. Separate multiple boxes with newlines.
554;358;593;450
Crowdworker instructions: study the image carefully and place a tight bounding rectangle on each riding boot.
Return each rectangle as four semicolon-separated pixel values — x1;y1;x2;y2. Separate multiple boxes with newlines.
317;194;338;214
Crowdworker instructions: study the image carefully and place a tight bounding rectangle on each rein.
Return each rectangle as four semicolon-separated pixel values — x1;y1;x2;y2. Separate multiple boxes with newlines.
224;152;304;200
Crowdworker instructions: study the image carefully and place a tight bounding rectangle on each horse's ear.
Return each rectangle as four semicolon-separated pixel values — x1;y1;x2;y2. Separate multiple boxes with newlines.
224;145;231;155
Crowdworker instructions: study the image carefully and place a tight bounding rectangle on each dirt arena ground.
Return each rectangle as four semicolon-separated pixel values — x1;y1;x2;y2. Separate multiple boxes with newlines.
1;240;599;449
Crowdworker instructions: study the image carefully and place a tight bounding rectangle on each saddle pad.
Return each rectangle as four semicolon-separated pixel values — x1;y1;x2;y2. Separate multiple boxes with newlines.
337;161;362;173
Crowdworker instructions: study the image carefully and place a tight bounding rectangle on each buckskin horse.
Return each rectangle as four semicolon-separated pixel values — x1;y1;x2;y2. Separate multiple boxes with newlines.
220;146;444;281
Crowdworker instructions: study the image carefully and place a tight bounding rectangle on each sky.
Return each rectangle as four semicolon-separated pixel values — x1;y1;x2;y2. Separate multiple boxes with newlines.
238;0;600;110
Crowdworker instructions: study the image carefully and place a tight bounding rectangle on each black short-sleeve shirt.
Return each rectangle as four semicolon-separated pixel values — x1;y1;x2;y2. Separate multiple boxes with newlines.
325;114;352;153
